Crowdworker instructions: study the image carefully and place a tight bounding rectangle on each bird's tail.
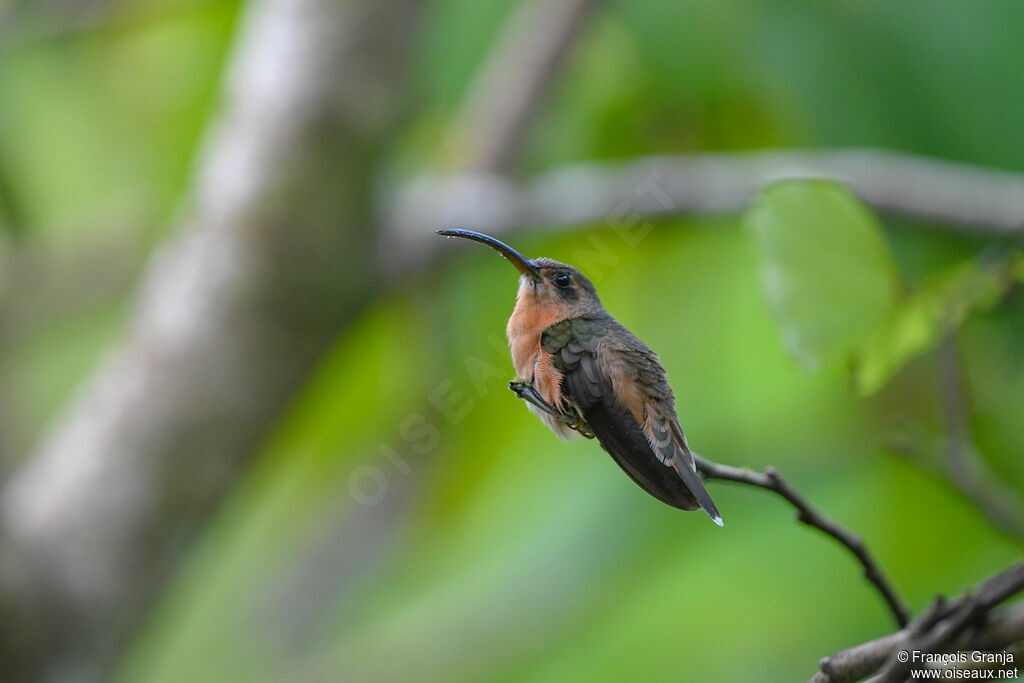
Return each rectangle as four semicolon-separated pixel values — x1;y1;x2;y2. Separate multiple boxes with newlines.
672;450;723;526
670;422;723;526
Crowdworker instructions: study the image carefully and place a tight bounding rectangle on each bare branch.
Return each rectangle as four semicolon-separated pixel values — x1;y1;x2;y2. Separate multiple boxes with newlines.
824;565;1024;682
385;149;1024;274
809;563;1024;683
693;455;910;628
871;564;1024;682
448;0;604;173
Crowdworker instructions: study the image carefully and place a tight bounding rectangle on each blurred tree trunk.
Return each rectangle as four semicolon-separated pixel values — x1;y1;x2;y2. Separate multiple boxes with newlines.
0;0;421;679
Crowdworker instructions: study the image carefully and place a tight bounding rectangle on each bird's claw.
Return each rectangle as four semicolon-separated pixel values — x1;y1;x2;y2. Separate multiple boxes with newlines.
508;379;531;398
573;421;595;439
508;380;594;439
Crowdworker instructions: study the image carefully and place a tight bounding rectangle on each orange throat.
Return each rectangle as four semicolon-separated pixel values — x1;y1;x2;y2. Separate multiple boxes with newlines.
506;278;570;411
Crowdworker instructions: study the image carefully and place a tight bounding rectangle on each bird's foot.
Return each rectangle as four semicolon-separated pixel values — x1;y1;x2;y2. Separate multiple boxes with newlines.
508;380;594;438
509;380;564;418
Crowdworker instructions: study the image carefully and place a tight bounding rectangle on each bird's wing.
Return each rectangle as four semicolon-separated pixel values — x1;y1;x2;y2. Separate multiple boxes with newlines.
542;317;721;523
644;403;722;525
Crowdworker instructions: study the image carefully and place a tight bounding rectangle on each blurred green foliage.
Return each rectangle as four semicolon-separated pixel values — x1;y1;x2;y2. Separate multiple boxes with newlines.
856;250;1023;395
1;0;1022;681
745;181;1023;395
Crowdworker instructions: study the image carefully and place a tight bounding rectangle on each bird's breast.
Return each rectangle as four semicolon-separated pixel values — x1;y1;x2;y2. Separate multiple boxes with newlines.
506;322;538;381
507;295;570;414
507;291;562;379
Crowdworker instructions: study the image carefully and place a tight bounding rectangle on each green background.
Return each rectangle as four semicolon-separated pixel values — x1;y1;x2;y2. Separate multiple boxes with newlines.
1;0;1022;681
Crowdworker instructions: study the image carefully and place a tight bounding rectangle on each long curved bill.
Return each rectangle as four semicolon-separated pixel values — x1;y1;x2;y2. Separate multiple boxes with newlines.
436;229;542;280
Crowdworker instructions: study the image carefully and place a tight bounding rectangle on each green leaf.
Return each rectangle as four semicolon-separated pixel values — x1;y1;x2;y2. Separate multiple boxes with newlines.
854;253;1019;394
744;181;902;371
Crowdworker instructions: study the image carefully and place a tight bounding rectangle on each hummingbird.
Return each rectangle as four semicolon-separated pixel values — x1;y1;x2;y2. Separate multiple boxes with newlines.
437;229;722;526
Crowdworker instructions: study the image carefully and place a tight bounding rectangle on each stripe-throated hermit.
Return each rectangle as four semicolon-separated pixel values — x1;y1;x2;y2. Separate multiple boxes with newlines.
438;229;721;525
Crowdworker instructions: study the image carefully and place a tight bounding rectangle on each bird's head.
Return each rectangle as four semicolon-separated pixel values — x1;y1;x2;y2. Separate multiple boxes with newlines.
437;229;603;317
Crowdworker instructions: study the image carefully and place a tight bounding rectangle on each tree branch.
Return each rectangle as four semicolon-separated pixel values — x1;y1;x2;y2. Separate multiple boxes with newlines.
692;454;910;628
872;564;1024;682
810;563;1024;682
385;149;1024;274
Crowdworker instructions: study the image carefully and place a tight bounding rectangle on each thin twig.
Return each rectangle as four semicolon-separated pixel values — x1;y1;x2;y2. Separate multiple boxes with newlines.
692;454;910;628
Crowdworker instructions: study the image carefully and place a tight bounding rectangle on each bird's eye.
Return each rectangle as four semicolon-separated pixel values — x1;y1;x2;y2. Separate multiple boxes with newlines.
554;273;572;288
